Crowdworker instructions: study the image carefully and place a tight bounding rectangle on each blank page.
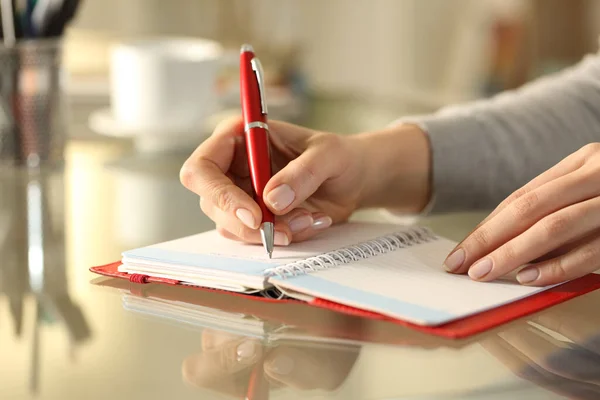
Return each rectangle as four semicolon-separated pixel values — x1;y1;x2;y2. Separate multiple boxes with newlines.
271;237;553;326
120;222;408;284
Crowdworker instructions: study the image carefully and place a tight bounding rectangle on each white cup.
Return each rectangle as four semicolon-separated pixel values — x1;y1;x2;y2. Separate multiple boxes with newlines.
109;37;223;132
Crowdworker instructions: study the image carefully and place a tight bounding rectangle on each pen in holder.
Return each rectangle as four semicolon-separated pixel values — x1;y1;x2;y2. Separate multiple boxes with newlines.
0;39;66;169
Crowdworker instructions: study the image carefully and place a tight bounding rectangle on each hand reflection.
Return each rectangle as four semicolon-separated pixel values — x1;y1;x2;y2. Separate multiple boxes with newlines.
182;329;360;398
481;295;600;399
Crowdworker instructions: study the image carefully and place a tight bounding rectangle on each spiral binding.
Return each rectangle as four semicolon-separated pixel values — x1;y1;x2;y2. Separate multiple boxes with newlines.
261;286;287;300
263;226;437;279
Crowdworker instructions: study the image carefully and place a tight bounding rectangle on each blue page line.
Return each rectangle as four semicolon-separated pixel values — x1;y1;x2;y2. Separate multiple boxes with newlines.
123;247;273;276
274;274;454;325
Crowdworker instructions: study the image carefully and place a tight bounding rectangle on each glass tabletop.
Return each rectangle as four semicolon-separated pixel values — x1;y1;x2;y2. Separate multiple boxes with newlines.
1;99;599;400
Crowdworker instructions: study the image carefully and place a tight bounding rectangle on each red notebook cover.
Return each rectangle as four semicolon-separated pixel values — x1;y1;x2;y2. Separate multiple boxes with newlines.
90;262;600;339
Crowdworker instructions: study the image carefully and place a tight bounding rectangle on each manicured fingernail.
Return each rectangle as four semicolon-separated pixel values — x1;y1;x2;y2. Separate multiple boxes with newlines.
266;355;294;376
236;340;257;362
289;214;312;233
274;231;290;246
266;184;295;211
517;268;539;284
235;208;256;229
443;248;465;272
469;258;493;279
312;215;332;230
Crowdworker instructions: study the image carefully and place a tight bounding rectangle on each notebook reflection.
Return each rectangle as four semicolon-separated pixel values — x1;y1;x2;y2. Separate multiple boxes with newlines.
92;275;453;397
99;275;448;349
106;280;368;398
94;275;600;399
480;291;600;399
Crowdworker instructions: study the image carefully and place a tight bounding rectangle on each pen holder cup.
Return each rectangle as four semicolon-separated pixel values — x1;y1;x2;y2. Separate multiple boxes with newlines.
0;40;66;169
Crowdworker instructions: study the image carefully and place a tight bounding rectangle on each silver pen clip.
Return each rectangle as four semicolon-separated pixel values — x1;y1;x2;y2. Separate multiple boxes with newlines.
251;57;268;115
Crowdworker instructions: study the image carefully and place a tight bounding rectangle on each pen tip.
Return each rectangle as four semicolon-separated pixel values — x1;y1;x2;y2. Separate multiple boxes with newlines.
240;43;254;54
268;251;272;259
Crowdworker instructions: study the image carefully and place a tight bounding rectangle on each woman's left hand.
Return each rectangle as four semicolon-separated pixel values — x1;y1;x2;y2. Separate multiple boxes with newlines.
443;143;600;286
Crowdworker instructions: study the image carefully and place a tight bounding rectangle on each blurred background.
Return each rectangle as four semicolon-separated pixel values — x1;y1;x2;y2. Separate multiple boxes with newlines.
2;0;600;398
63;0;600;122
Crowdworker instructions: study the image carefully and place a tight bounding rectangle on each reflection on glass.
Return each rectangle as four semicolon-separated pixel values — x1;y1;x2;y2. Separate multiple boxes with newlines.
481;292;600;399
27;178;44;293
92;275;470;399
182;329;360;399
0;167;91;394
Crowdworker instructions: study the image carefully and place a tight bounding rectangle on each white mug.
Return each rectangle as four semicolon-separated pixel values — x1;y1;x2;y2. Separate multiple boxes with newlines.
109;37;223;131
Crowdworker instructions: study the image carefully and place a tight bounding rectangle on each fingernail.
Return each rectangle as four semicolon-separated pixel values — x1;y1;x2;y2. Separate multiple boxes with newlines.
443;248;465;272
236;341;257;362
266;355;294;376
289;214;312;233
517;268;539;284
266;184;295;211
235;208;256;229
469;258;493;279
312;215;332;230
274;231;290;246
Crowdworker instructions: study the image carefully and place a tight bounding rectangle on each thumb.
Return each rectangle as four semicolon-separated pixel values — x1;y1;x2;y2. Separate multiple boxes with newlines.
264;133;344;215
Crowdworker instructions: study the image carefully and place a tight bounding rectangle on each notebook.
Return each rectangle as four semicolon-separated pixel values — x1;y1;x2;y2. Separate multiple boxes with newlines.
90;221;600;331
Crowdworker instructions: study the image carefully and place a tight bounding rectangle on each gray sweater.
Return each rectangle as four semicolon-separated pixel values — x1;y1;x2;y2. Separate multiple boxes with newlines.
408;52;600;214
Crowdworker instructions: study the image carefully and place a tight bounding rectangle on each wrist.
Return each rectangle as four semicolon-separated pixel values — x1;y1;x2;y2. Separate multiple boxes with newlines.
350;123;432;213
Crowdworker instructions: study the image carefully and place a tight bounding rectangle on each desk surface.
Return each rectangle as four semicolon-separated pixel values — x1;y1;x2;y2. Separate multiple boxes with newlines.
1;97;599;400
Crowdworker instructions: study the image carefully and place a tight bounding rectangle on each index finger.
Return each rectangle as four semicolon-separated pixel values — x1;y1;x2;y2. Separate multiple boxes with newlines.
180;117;262;226
476;147;587;227
180;115;244;190
443;169;592;276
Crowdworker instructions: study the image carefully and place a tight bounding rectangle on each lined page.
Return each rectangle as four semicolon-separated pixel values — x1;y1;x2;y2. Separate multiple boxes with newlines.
272;237;552;325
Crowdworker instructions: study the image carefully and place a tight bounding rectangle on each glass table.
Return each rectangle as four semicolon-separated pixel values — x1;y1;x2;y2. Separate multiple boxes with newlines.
1;95;598;400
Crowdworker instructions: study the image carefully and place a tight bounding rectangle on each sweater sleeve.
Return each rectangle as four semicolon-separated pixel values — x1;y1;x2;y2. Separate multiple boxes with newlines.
402;52;600;214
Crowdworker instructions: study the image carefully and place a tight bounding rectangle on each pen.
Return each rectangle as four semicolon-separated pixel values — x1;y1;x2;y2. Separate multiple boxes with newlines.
245;357;269;400
240;44;274;258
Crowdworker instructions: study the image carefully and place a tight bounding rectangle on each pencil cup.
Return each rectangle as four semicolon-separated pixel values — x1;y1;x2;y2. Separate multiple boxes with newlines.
0;40;66;169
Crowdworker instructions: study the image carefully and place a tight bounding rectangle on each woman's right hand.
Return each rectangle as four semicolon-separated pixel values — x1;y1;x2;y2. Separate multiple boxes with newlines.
180;116;431;246
182;329;360;396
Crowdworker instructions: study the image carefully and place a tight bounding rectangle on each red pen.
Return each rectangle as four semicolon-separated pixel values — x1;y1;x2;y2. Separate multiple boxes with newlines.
245;358;270;400
240;44;275;258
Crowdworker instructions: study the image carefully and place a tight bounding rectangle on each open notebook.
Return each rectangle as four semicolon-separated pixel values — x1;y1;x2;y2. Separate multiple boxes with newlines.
97;222;598;328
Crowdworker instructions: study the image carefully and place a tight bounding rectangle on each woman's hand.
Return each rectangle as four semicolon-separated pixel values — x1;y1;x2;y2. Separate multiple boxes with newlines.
182;329;360;396
180;116;431;246
180;116;365;245
443;143;600;286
